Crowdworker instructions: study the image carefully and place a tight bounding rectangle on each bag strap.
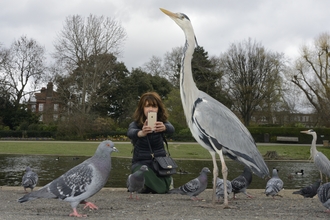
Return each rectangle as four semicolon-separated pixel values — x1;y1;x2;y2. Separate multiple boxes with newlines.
162;133;171;156
147;133;171;158
146;136;155;159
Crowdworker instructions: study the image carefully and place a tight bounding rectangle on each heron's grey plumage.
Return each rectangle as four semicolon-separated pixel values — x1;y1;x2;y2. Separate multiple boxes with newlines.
160;8;269;206
215;177;232;201
265;168;283;198
127;165;148;199
18;140;118;217
301;129;330;182
317;182;330;212
231;167;253;198
168;167;210;200
292;179;321;198
22;166;38;192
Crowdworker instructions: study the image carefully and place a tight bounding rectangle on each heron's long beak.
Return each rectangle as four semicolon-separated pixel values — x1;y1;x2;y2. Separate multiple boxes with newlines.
300;130;308;134
160;8;177;18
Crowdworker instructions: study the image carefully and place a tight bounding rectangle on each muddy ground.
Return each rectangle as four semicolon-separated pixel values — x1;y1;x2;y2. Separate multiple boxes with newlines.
0;186;328;220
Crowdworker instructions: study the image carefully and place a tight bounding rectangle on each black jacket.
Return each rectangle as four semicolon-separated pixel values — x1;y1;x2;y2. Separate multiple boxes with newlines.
127;121;175;165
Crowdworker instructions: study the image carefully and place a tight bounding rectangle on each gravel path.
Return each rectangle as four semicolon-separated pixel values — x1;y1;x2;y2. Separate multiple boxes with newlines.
0;186;328;220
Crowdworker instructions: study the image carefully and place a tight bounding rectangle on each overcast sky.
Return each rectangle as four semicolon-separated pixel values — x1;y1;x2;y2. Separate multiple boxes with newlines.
1;0;329;71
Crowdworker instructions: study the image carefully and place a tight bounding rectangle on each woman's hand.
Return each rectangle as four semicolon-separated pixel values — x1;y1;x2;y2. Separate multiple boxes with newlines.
138;120;154;137
138;121;166;137
154;121;166;133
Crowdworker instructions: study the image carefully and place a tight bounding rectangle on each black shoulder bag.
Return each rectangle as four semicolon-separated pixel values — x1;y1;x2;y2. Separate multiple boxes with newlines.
147;134;178;176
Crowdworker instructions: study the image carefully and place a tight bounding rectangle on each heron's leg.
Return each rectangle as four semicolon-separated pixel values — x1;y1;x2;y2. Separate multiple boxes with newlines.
219;149;228;207
320;171;323;183
209;151;218;205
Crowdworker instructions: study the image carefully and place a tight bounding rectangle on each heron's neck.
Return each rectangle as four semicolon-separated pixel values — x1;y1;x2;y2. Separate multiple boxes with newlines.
180;27;198;116
310;133;317;157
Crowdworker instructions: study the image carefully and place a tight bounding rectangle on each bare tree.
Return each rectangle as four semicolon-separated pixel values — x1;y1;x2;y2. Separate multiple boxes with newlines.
163;47;182;87
0;36;46;106
220;38;285;126
290;32;330;126
142;55;163;76
53;14;127;115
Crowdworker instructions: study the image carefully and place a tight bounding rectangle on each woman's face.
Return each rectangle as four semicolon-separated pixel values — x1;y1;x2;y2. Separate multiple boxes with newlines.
143;101;158;117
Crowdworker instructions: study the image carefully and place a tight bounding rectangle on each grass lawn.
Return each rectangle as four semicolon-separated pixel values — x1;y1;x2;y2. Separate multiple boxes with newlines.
1;140;330;160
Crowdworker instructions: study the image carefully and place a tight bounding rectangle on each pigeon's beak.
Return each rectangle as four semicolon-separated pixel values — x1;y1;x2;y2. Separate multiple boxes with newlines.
112;147;119;152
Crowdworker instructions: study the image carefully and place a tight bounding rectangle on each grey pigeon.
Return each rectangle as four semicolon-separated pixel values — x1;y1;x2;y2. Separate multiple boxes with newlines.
231;166;253;199
317;182;330;213
127;165;148;199
214;177;232;201
22;166;38;193
265;168;283;198
18;140;118;217
292;179;321;198
168;167;210;200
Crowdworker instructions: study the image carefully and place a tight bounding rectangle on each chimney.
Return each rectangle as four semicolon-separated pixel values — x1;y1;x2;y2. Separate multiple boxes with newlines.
46;82;53;98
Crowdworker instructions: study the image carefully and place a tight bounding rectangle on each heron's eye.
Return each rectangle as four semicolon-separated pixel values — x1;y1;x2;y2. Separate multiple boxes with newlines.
181;13;190;21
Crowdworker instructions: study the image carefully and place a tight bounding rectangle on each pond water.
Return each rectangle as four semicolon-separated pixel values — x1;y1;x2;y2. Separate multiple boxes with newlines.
0;154;319;190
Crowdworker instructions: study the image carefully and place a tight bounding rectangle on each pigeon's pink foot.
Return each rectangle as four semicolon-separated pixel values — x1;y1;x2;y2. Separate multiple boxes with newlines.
324;209;330;213
69;208;87;217
82;201;98;210
127;193;135;199
191;196;203;201
246;194;254;198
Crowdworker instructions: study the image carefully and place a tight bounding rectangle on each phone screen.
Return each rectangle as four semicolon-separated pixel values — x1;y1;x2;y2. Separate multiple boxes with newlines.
147;112;157;128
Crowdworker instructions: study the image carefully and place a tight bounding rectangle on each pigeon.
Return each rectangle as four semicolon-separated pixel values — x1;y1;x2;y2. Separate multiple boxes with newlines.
231;166;253;199
21;166;38;193
317;182;330;213
168;167;211;200
265;168;284;198
214;177;232;202
292;179;321;198
127;165;148;199
18;140;118;217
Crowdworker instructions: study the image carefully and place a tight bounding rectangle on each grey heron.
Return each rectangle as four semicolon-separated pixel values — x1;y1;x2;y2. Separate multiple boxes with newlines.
160;8;269;207
301;129;330;182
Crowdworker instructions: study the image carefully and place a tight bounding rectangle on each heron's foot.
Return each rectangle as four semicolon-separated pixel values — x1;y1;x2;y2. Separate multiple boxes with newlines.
222;204;237;209
193;203;236;209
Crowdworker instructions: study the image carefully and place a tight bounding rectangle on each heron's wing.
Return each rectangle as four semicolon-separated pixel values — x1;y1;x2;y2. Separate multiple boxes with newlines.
191;91;269;178
314;152;330;177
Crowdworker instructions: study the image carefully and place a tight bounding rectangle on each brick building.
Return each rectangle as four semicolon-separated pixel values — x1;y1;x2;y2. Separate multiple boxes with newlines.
27;82;61;123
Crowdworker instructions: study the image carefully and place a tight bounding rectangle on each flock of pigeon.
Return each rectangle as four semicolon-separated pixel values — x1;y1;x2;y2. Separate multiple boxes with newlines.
17;134;330;217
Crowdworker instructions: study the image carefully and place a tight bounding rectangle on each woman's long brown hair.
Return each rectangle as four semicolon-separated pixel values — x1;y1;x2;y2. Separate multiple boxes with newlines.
133;92;168;127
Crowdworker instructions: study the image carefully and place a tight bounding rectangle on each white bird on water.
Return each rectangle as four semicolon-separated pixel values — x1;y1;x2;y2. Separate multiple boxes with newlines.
160;8;269;207
301;129;330;182
18;140;118;217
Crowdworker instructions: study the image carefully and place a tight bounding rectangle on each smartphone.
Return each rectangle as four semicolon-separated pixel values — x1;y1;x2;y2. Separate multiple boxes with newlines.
147;112;157;128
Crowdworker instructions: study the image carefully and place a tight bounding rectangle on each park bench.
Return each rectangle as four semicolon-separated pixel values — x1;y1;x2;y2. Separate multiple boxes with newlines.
276;136;299;143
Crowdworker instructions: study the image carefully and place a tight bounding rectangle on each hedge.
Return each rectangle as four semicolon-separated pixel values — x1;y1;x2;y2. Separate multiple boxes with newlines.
1;127;329;144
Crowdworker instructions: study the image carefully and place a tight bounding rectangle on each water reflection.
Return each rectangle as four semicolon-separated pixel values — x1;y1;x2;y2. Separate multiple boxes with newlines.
0;154;319;189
